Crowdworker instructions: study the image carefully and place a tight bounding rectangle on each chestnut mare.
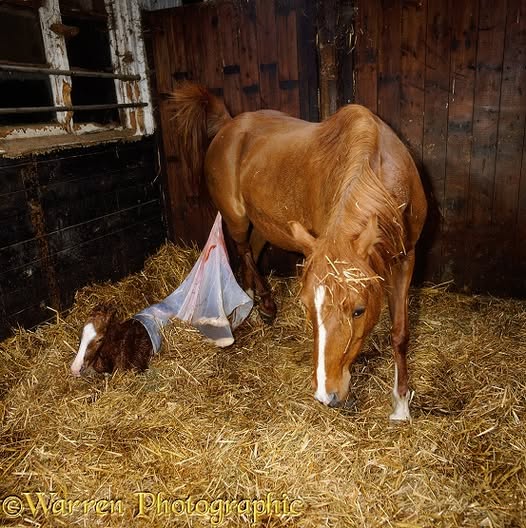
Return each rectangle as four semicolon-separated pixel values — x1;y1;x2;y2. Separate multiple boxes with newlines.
172;83;427;420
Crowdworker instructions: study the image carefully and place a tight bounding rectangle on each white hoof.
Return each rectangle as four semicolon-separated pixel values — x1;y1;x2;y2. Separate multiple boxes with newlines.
389;392;411;421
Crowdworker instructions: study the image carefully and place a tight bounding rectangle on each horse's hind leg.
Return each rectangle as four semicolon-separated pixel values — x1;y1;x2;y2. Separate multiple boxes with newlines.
386;250;415;421
222;216;277;323
249;228;276;322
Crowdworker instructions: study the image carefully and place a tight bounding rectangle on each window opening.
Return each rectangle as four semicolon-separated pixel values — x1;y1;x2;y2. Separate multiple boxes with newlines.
0;0;154;148
59;0;119;125
0;4;55;125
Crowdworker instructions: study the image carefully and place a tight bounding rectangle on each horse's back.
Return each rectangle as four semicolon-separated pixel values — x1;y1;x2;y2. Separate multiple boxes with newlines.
205;104;426;251
211;109;312;144
205;109;319;204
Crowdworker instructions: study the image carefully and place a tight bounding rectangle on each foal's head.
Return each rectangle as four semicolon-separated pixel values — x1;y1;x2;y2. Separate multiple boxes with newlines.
70;304;116;376
290;219;385;407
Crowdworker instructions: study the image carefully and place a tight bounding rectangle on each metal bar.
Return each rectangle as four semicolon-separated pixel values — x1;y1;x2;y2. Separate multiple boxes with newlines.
0;63;141;81
0;102;148;115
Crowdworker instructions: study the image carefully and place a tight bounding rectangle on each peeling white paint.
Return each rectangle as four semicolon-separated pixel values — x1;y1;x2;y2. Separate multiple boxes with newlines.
39;0;71;131
2;0;154;144
3;125;68;140
105;0;154;135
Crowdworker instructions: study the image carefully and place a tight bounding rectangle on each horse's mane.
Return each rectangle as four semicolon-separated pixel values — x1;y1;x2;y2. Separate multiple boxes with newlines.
306;105;406;302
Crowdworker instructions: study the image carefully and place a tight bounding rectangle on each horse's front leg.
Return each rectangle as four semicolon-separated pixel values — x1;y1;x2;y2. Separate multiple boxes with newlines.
386;250;416;421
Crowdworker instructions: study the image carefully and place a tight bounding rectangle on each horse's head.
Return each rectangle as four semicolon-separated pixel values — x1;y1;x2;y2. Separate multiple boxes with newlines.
290;218;384;407
70;304;117;376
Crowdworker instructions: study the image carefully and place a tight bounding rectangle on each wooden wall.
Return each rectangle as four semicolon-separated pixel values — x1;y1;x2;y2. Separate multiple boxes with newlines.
353;0;526;296
146;0;525;297
0;138;164;339
147;0;318;273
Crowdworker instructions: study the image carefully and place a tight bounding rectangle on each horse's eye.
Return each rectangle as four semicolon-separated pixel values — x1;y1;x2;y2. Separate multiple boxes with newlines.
352;306;365;318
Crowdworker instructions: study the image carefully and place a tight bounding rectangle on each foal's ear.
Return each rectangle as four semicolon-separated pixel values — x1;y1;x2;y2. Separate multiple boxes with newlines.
355;215;381;259
289;221;316;256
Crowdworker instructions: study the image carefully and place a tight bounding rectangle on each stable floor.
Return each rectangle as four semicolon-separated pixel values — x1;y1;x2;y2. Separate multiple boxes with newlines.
1;244;525;527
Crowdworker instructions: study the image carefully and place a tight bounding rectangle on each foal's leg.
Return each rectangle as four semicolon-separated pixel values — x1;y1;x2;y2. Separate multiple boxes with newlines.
386;250;415;421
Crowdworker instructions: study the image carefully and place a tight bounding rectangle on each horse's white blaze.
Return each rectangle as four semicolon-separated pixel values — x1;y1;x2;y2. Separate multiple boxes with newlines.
71;322;97;377
314;285;333;405
389;364;411;421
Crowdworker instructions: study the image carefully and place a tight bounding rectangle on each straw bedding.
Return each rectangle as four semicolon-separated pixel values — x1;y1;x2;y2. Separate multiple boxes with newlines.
1;243;525;528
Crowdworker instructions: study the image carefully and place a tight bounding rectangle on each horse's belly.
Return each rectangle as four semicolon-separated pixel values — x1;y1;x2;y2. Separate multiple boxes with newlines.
249;208;300;252
242;183;313;254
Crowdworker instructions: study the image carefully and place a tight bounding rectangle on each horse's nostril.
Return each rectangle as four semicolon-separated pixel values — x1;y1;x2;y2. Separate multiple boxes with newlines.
328;392;339;407
314;390;340;407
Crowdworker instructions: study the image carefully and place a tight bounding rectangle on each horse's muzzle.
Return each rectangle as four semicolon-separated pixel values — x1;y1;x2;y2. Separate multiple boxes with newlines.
327;393;339;407
316;391;356;410
314;391;339;407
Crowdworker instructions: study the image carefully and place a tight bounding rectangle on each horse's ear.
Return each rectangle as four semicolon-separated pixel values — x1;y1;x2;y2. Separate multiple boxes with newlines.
289;221;316;256
355;215;381;259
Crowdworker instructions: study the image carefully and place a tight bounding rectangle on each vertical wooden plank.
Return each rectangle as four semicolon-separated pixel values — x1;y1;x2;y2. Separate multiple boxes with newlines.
421;0;451;284
238;1;262;112
492;0;526;226
277;1;301;117
336;0;356;108
256;0;280;110
169;11;189;84
377;0;401;133
354;0;378;113
217;1;243;115
468;0;506;226
317;0;339;118
500;0;526;296
149;13;172;94
150;12;179;241
465;0;507;291
165;11;190;242
296;0;319;121
400;0;427;165
0;286;7;339
182;5;205;83
516;131;526;296
201;4;224;93
443;0;479;286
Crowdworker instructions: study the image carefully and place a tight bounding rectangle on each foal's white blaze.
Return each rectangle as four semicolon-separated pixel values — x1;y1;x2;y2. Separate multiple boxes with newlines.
314;285;333;405
389;364;411;421
70;322;97;377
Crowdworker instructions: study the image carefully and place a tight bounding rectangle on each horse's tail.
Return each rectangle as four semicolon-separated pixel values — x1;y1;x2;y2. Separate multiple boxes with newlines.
170;82;232;182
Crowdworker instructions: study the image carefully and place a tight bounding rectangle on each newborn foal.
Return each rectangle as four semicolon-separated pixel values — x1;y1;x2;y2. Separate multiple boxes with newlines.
71;304;153;376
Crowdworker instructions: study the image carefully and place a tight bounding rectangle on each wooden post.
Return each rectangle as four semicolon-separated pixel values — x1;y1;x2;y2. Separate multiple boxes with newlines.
317;0;338;119
316;0;355;120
